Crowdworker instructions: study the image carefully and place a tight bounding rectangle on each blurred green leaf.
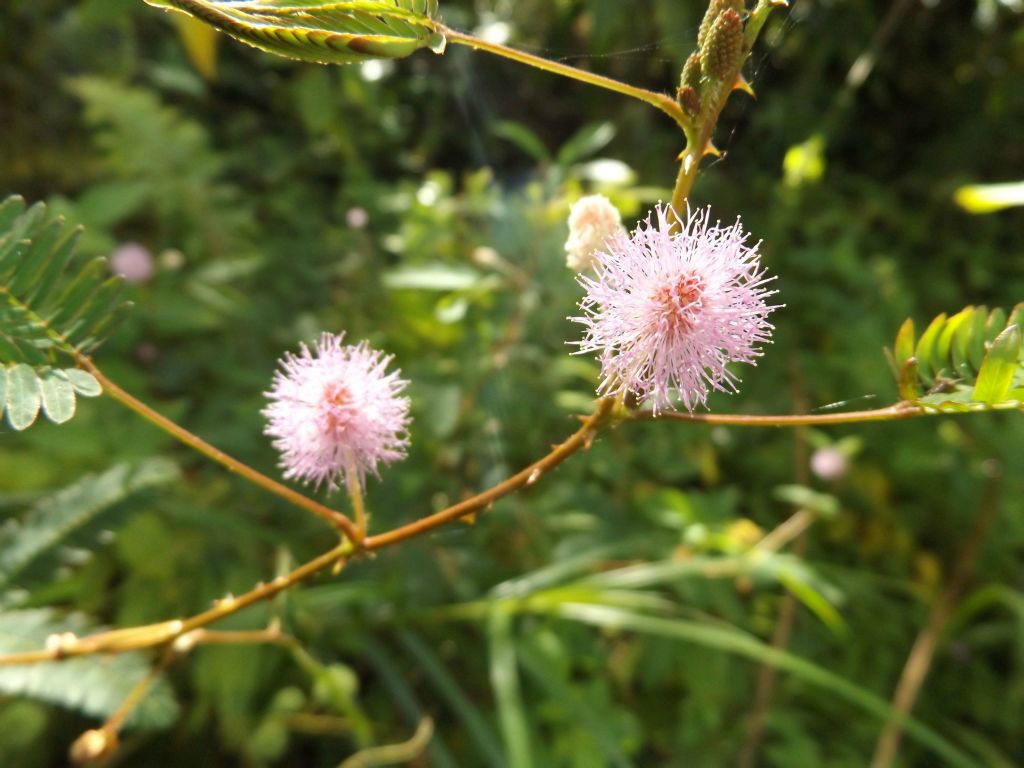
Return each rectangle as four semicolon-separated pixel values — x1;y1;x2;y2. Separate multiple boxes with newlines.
396;629;507;767
556;122;616;168
488;609;532;768
552;603;983;768
0;459;179;593
491;121;551;164
383;265;485;291
0;609;178;727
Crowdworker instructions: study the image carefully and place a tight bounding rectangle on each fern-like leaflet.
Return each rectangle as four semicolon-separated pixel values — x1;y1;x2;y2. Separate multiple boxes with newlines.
0;195;128;430
888;304;1024;412
144;0;446;65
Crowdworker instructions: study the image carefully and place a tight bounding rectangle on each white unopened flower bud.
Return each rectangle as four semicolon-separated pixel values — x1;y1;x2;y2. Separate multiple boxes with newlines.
565;194;624;272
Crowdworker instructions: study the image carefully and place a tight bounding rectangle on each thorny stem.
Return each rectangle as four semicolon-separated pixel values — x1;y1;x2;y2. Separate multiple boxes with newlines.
0;398;616;666
629;402;925;427
670;0;788;223
440;25;689;132
79;358;361;544
71;626;287;765
0;391;952;669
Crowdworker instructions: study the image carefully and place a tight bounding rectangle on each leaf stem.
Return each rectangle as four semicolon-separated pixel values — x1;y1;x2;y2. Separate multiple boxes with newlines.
439;25;688;131
79;358;360;543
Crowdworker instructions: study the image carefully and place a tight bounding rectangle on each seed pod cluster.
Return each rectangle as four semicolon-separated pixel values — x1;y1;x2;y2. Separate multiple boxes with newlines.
680;1;747;117
701;8;744;81
677;53;703;117
697;0;744;50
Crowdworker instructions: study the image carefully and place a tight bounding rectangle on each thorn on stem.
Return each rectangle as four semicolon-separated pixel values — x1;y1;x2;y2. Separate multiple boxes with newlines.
173;631;201;655
732;74;756;98
45;632;78;659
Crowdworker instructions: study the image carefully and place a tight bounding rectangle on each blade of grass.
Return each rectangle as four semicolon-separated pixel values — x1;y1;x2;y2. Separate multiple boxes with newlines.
362;643;458;768
488;609;532;768
395;628;507;767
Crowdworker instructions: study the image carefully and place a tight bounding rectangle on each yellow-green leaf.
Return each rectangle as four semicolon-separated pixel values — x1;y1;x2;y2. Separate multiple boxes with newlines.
893;317;915;366
914;313;947;383
973;326;1022;404
145;0;446;65
175;15;220;80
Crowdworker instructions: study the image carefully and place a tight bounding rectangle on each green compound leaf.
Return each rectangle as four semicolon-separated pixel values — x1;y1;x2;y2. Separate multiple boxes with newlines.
1;365;103;431
0;459;179;593
144;0;446;65
1;194;122;430
0;195;130;363
889;304;1024;412
0;609;179;728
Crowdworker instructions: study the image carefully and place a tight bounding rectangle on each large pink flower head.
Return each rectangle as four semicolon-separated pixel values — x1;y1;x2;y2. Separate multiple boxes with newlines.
263;333;411;491
573;204;778;413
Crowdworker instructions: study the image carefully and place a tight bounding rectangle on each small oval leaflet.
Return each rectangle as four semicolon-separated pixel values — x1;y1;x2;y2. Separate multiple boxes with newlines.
39;371;76;425
144;0;447;65
4;364;41;431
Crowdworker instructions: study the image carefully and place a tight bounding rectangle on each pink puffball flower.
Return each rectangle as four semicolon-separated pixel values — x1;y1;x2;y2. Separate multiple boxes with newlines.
573;204;778;414
262;333;411;491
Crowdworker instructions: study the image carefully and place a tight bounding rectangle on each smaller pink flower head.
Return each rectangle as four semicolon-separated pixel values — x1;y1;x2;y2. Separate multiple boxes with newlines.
810;447;848;481
573;204;778;413
110;242;155;283
263;333;411;491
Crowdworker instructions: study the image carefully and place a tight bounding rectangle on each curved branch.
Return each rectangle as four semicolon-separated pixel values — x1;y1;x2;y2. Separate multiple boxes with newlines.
0;398;616;665
80;359;361;543
627;402;924;427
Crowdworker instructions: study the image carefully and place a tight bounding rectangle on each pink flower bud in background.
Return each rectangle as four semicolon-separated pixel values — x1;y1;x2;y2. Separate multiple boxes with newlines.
810;446;848;481
346;207;369;230
109;242;155;283
565;194;624;272
263;333;411;491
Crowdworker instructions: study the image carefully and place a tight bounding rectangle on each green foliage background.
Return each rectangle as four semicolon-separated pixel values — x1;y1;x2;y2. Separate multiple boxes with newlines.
2;0;1024;765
